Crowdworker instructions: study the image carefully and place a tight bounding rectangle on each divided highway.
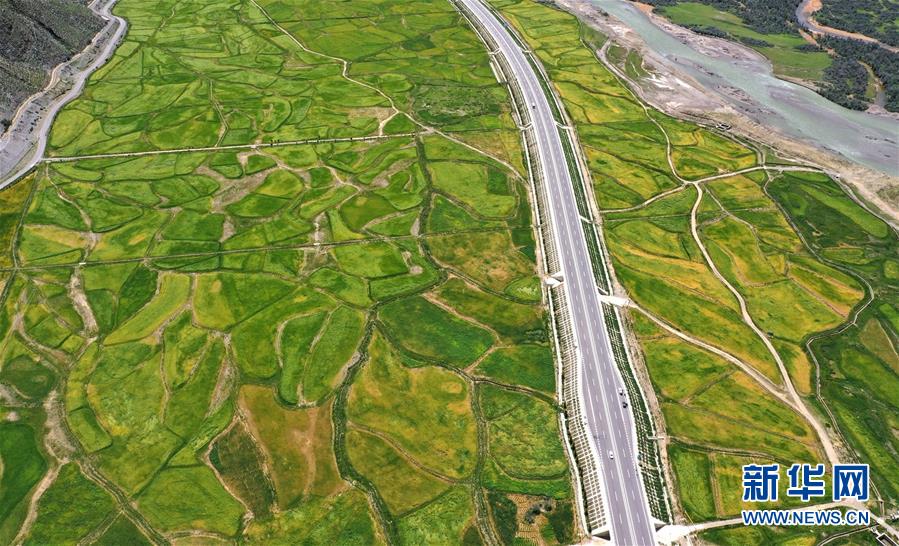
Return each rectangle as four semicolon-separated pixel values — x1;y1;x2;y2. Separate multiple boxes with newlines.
457;0;657;543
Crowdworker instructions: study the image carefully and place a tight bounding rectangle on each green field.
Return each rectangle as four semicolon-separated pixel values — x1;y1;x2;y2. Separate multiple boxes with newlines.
768;172;899;506
5;0;894;541
0;0;574;543
490;0;897;534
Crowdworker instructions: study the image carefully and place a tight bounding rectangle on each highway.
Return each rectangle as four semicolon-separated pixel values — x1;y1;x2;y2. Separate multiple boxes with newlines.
457;0;657;544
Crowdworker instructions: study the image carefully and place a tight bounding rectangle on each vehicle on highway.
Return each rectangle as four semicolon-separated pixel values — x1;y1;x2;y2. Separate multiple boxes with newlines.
618;388;624;396
623;401;628;408
459;1;658;541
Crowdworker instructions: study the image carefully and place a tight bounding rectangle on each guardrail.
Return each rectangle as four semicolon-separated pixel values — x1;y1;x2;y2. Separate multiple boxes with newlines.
449;0;608;536
602;303;672;522
459;0;672;527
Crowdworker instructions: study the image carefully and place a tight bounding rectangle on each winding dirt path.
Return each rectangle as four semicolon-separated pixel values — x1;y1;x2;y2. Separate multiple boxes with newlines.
628;302;793;409
596;37;842;465
796;0;899;54
0;0;127;188
687;183;839;464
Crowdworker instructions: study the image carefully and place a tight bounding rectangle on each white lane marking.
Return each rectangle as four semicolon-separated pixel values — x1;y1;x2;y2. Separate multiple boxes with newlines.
461;1;655;542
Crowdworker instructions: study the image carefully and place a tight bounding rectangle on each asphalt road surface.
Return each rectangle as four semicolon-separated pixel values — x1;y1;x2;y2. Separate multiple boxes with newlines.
458;1;657;543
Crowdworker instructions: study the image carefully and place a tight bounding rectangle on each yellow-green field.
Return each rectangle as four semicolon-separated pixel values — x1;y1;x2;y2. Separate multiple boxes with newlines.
4;0;896;543
490;0;897;535
0;0;577;544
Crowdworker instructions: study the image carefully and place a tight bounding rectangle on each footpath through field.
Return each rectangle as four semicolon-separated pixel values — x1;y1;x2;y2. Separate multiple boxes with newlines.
456;0;657;543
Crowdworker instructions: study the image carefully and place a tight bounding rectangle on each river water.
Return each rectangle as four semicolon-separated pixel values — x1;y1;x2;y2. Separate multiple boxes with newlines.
590;0;898;176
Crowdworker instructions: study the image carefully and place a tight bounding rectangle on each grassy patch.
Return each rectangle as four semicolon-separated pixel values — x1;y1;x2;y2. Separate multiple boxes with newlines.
304;306;366;402
397;487;474;546
429;161;516;219
0;177;35;267
428;231;536;293
92;515;151;546
474;345;555;394
333;242;408;278
209;420;275;518
380;296;493;366
239;386;342;509
138;465;245;535
435;277;545;343
346;428;450;515
669;443;716;521
0;423;46;537
85;342;183;494
243;490;380;545
104;273;190;344
24;464;115;546
348;333;478;480
480;385;568;479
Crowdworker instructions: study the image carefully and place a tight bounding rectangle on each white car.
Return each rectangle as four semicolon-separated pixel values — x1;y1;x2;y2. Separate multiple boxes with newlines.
608;451;614;460
618;388;624;396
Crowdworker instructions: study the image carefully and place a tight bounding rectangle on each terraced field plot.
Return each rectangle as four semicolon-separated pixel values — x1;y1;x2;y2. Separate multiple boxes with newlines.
767;171;899;507
491;0;898;530
0;0;577;544
47;0;525;170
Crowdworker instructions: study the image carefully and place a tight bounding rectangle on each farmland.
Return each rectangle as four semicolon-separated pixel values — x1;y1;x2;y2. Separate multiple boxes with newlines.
0;0;576;543
3;0;896;540
490;0;897;532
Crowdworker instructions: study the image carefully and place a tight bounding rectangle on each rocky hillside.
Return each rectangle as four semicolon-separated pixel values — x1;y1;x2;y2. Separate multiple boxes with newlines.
0;0;102;131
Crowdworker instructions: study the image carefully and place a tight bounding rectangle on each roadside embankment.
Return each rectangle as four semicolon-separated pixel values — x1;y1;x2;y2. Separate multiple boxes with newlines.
0;0;127;189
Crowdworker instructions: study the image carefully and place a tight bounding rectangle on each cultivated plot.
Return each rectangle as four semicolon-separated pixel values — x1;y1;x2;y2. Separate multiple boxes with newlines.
491;0;898;529
0;0;578;543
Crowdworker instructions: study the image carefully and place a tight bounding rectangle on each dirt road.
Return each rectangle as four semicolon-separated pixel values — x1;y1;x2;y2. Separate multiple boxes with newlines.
0;0;127;189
